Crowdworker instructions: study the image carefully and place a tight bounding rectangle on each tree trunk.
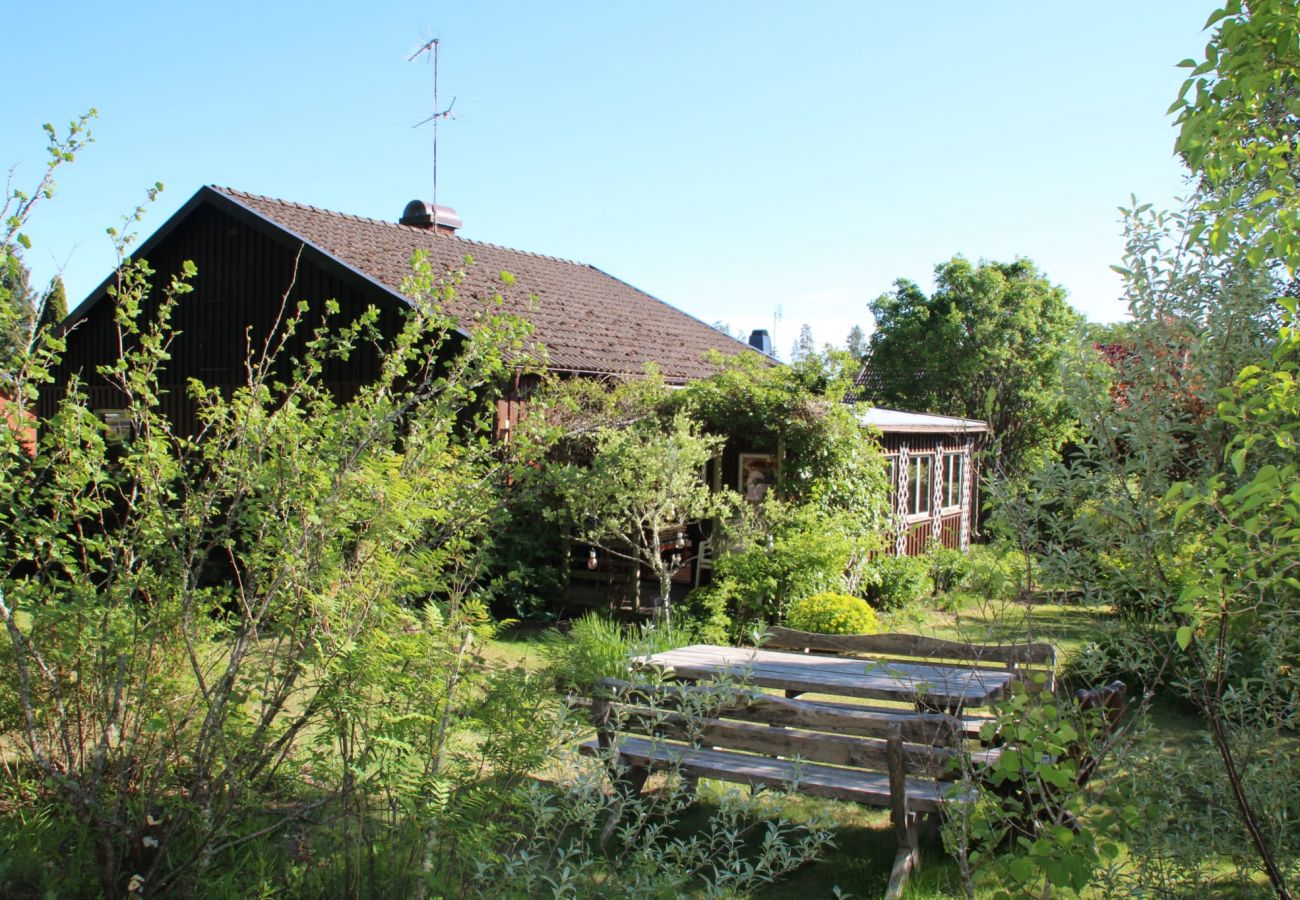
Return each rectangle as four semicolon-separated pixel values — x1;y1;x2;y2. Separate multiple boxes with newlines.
655;568;672;628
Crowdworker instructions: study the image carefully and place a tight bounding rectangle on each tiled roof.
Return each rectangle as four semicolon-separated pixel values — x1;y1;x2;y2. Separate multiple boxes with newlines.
844;349;925;404
213;186;755;383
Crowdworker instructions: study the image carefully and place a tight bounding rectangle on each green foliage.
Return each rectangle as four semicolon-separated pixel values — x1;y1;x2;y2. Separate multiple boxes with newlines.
0;158;544;895
926;541;973;595
1173;1;1300;270
967;8;1300;892
846;323;868;360
479;695;836;897
677;582;732;644
546;411;733;623
785;591;879;635
672;349;891;529
539;613;683;692
959;545;1024;603
37;274;66;332
1;112;94;368
946;686;1121;900
710;499;875;632
864;256;1081;477
866;554;933;611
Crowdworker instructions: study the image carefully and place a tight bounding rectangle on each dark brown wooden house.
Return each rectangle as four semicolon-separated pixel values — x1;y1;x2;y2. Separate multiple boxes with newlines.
43;185;759;434
43;184;984;616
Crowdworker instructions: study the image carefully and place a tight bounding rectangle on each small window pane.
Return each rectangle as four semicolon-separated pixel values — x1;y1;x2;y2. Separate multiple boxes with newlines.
944;453;964;508
908;455;932;516
100;410;132;440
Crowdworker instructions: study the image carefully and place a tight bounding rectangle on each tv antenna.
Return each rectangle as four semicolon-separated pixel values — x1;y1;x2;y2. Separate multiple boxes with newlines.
410;36;456;223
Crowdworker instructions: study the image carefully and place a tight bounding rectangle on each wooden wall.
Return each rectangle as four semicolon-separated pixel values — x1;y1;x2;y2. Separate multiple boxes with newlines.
41;201;404;434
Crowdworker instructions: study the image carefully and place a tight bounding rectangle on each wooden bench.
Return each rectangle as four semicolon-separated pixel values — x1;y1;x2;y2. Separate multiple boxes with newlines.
764;626;1058;738
580;676;975;900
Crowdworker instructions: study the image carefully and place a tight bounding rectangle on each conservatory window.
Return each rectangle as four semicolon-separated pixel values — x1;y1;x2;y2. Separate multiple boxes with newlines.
907;454;933;518
942;452;964;510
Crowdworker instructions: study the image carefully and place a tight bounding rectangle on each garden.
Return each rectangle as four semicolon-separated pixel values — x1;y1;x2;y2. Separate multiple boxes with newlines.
3;3;1300;898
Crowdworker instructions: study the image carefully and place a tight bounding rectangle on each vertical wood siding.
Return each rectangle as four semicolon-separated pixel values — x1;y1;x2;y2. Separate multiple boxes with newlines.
41;202;403;435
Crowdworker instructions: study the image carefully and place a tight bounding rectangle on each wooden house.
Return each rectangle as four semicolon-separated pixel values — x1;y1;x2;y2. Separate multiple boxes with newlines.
858;407;988;556
42;184;985;616
42;185;759;434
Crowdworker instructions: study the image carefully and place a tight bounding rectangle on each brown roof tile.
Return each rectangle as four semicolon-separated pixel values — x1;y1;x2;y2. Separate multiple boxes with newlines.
213;186;755;383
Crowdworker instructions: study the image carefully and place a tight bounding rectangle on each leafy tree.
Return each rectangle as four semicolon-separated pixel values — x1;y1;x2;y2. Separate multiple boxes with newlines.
865;256;1081;477
1173;1;1300;270
965;4;1300;888
548;412;732;624
846;323;868;360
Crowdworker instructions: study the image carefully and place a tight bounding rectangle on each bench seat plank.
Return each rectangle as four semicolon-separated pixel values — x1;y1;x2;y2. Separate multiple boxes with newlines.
780;696;997;740
579;737;967;813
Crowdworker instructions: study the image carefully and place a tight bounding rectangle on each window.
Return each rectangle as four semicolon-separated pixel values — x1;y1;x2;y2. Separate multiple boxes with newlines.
99;409;132;440
942;452;964;510
907;454;933;517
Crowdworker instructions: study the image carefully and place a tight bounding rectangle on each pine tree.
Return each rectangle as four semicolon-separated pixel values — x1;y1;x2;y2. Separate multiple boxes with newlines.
790;323;815;362
1;251;36;363
846;324;868;360
38;275;68;334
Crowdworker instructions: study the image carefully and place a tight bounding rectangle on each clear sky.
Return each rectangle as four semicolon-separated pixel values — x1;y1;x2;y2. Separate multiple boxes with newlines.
3;1;1216;359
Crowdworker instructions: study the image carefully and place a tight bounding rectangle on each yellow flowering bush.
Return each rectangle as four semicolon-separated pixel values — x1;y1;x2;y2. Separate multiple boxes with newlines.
785;592;879;635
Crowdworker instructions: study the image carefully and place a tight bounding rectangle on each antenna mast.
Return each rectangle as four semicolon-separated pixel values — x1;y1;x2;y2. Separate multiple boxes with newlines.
410;37;456;225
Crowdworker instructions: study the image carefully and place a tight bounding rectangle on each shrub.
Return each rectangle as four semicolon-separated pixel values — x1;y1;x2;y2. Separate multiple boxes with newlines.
926;541;973;595
539;614;687;692
678;583;731;644
785;592;879;635
866;554;933;610
961;545;1021;601
711;499;876;631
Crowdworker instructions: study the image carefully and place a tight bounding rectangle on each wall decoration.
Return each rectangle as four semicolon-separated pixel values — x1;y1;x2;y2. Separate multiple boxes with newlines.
738;453;777;503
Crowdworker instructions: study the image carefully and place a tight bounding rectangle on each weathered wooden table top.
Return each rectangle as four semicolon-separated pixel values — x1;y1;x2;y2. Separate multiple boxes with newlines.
636;644;1014;708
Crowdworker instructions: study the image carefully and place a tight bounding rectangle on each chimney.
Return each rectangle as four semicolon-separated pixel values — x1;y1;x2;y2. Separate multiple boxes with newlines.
399;200;463;234
748;329;773;355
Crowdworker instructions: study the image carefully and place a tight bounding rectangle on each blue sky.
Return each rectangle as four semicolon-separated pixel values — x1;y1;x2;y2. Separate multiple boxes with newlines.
4;1;1215;358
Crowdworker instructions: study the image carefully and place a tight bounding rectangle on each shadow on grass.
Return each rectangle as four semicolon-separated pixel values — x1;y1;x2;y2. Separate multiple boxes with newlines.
670;783;967;898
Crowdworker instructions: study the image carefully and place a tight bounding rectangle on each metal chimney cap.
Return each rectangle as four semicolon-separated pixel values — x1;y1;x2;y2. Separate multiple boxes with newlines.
400;200;463;231
748;329;774;355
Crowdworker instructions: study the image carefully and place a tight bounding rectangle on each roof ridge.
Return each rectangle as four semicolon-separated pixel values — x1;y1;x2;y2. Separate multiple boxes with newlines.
209;185;592;268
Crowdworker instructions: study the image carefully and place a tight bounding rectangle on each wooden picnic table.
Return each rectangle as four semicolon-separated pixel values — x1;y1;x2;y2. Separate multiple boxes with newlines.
635;643;1016;711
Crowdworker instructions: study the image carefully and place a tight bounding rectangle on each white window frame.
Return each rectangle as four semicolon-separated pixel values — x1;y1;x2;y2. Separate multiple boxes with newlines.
942;451;964;512
906;453;933;520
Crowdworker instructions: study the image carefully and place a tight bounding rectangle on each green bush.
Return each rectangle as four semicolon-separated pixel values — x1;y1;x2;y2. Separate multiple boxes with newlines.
785;592;879;635
961;545;1021;601
926;541;973;595
539;614;687;692
710;499;876;632
678;583;731;644
866;555;933;610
